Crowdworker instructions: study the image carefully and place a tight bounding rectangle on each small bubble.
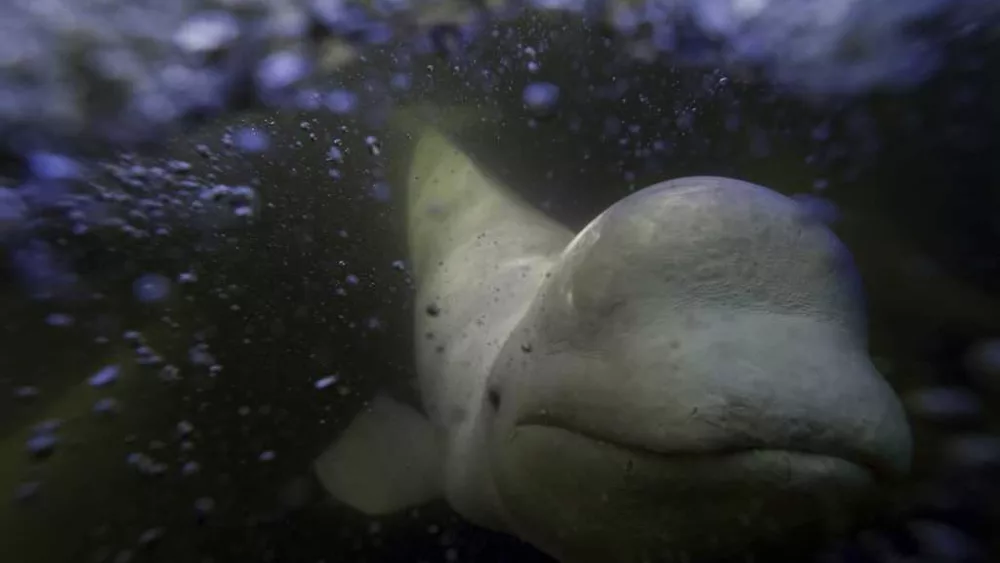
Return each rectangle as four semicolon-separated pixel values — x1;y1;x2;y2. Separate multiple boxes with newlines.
14;481;41;502
194;497;215;515
173;11;240;55
13;386;40;400
391;260;406;271
365;136;382;156
88;365;121;388
390;73;411;91
34;419;61;434
0;187;27;235
133;274;172;303
905;386;983;423
259;450;276;462
26;433;57;459
45;312;74;326
189;344;215;366
93;397;119;415
177;420;195;437
325;89;358;114
315;375;339;389
158;365;182;383
123;330;144;344
137;527;165;547
296;89;323;111
370;182;391;202
28;152;82;180
167;160;192;173
256;51;310;92
234;128;270;153
522;82;560;112
791;194;840;224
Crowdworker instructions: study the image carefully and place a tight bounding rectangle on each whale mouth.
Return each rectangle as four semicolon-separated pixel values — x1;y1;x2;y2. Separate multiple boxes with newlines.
495;421;886;563
512;418;885;485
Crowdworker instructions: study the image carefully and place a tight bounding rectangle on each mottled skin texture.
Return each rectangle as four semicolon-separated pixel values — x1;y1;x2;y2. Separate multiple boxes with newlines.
321;122;913;563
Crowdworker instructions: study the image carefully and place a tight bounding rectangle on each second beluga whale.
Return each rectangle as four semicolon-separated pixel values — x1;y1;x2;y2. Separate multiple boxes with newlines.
312;112;913;563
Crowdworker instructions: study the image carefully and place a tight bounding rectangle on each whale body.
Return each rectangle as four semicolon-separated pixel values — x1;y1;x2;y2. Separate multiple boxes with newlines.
313;120;912;563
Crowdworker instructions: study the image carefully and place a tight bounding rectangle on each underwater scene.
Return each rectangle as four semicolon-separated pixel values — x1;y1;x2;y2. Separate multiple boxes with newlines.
1;1;1000;562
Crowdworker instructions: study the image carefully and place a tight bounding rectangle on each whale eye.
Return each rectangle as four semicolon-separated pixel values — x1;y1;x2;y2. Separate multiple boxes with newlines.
487;387;502;410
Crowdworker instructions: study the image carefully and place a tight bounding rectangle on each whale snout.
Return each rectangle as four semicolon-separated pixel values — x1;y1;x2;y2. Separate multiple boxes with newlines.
488;309;912;563
508;309;909;477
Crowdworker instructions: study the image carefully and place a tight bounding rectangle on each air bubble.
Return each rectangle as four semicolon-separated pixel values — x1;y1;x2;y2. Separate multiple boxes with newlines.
325;89;358;114
177;420;195;437
137;527;165;547
28;152;82;180
25;433;57;459
93;397;119;415
791;194;840;224
370;181;391;202
256;51;311;93
234;128;271;153
522;82;560;112
904;386;983;423
88;364;121;388
133;274;172;303
45;313;74;326
315;375;339;389
13;386;40;400
14;481;41;502
0;187;27;235
194;497;215;515
173;12;240;55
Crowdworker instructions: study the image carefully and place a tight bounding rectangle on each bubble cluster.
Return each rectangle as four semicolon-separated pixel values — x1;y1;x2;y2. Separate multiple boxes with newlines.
0;0;991;157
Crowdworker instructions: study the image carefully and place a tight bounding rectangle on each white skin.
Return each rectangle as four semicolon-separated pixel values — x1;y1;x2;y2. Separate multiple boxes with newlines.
316;119;913;563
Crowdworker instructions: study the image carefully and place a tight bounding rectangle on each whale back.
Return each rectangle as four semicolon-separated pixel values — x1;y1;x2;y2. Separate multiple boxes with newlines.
402;123;572;431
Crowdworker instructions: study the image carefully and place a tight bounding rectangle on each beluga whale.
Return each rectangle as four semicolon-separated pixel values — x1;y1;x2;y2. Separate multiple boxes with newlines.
312;111;914;563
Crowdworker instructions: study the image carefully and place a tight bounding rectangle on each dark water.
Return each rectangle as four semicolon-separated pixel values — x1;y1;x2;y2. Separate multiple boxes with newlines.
1;11;999;563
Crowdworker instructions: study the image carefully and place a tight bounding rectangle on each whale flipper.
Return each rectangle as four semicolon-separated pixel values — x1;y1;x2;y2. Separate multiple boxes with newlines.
313;395;444;515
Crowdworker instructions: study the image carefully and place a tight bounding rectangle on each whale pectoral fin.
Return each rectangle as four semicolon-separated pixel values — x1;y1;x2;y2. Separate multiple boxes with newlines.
313;394;444;515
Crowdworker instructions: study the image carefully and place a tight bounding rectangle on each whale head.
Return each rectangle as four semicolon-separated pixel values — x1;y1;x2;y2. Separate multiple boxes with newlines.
474;177;912;563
